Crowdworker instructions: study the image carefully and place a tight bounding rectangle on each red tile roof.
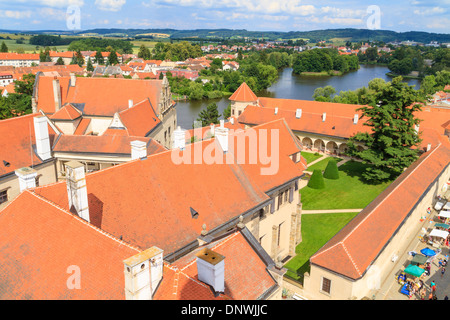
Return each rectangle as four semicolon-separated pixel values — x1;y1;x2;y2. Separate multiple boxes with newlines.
33;119;303;254
0;114;55;177
35;76;165;117
155;231;277;300
118;99;161;137
52;135;165;156
310;137;450;280
0;191;139;300
0;53;40;61
229;82;258;102
73;118;91;135
50;104;82;121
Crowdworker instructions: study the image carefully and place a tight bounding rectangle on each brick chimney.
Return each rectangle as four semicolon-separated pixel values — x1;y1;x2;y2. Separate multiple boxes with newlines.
215;120;229;153
52;77;61;112
131;140;147;160
123;246;164;300
196;247;225;294
173;126;186;150
15;167;37;192
65;161;90;223
33;116;52;161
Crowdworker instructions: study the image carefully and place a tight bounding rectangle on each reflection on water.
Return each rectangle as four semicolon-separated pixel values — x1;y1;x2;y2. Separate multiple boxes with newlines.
175;65;422;129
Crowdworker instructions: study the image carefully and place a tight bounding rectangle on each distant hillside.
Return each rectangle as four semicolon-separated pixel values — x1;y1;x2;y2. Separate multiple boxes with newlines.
2;28;450;43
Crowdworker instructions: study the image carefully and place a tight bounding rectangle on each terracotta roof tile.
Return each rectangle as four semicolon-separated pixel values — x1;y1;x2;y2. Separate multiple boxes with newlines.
50;104;82;121
229;82;258;102
119;99;161;136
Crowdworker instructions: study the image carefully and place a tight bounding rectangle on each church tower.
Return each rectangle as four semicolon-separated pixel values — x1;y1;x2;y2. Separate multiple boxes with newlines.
228;82;258;118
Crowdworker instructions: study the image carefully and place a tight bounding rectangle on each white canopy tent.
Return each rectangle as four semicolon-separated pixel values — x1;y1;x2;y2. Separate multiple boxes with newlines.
438;210;450;218
443;202;450;210
435;200;446;211
429;228;449;239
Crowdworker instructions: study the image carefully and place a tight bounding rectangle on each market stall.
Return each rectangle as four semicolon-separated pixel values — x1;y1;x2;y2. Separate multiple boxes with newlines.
429;228;449;248
411;254;428;267
400;264;426;297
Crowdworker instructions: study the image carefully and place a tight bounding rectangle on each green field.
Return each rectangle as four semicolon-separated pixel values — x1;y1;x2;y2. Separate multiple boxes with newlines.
284;212;358;282
301;160;393;210
306;156;342;172
301;151;323;164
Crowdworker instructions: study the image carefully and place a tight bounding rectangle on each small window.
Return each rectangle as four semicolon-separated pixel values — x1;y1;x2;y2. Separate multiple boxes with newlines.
0;190;7;205
321;277;331;294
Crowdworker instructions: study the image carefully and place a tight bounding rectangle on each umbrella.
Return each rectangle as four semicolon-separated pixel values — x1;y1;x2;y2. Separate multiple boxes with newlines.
421;247;436;257
404;264;426;278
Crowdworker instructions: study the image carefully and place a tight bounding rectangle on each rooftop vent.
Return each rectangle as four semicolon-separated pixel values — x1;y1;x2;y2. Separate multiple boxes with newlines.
322;113;326;122
295;109;302;119
274;107;278;115
190;207;199;219
3;160;10;167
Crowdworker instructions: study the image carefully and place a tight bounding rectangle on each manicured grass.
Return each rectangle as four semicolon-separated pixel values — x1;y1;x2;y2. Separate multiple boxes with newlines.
284;212;358;282
307;156;342;172
300;160;393;210
301;151;323;164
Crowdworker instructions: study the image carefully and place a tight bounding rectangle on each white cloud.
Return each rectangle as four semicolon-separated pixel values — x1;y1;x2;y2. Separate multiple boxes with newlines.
413;6;446;15
95;0;126;11
0;10;32;19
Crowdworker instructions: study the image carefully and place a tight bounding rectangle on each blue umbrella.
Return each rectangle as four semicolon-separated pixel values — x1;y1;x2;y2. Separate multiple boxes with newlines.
421;248;436;257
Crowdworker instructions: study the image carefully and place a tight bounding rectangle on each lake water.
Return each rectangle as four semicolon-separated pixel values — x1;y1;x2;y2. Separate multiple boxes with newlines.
176;65;421;129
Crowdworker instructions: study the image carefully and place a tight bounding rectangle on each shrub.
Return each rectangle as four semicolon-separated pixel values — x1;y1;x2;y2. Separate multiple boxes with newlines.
308;169;325;189
323;159;340;180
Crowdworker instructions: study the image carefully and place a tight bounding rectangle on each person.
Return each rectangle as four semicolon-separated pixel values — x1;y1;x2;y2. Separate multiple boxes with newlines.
431;280;437;293
445;296;449;300
441;267;446;277
429;292;434;300
439;258;443;268
421;289;426;300
427;207;432;214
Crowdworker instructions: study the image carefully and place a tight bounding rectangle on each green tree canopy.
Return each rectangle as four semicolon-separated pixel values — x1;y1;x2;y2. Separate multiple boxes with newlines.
0;41;8;53
307;169;325;189
346;76;424;183
196;103;221;127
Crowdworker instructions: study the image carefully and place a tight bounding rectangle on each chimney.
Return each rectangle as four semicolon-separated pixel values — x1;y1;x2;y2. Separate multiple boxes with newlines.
33;116;52;161
230;117;235;125
322;113;327;122
124;246;164;300
427;143;432;152
353;114;359;125
296;109;302;119
128;99;134;109
52;77;61;112
15;167;37;192
70;73;76;87
210;124;215;136
415;124;420;134
274;107;278;115
131;140;147;160
65;161;90;223
196;247;225;294
173;126;186;150
215;120;229;153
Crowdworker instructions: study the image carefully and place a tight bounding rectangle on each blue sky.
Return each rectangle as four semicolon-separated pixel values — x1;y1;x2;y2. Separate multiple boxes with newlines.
0;0;448;33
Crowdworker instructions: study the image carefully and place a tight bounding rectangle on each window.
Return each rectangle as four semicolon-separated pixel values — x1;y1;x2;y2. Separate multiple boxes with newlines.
277;222;284;246
321;277;331;294
0;189;7;205
259;235;265;245
259;208;266;220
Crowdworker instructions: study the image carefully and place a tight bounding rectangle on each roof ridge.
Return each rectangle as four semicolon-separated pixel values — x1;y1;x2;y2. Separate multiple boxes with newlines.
341;242;362;277
28;190;142;253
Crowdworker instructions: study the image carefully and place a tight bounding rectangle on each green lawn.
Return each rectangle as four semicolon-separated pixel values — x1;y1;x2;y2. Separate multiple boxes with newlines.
284;212;358;282
300;160;393;210
307;156;342;172
301;151;323;164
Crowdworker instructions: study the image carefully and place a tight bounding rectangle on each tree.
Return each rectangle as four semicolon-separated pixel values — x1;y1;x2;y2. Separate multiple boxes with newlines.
196;103;221;127
323;160;340;180
313;85;336;102
346;77;424;183
307;169;325;189
108;50;119;65
0;73;35;119
86;57;94;72
138;44;151;60
94;50;104;65
1;41;8;53
56;57;65;65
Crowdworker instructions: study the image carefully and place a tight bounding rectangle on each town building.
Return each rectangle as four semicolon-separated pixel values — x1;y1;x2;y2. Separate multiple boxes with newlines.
0;53;40;67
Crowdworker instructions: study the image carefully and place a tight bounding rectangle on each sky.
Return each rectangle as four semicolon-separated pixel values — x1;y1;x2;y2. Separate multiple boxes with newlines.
0;0;449;34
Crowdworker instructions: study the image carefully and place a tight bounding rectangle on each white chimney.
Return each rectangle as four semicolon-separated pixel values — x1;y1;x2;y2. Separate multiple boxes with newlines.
131;140;147;160
128;99;134;109
124;246;164;300
415;124;420;134
196;247;225;293
65;161;90;223
296;109;302;119
15;167;37;192
322;113;327;122
33;116;52;161
274;107;278;115
427;143;432;152
210;124;215;136
70;73;76;87
215;120;229;153
230;117;235;125
173;126;186;150
353;114;359;125
52;77;61;112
